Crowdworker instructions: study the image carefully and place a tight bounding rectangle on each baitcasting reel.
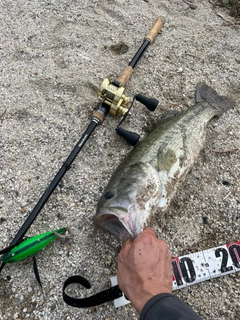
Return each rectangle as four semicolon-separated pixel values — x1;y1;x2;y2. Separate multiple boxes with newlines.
96;17;164;146
97;76;159;146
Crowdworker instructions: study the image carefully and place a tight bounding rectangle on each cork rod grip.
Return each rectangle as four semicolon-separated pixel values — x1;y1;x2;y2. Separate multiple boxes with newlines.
117;66;134;87
146;17;165;43
116;17;165;86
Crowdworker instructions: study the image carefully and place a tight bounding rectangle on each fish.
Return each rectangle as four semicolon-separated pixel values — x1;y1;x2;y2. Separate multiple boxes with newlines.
94;83;234;239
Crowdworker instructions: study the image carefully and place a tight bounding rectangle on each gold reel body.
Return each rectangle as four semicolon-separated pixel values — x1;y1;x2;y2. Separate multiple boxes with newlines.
97;78;130;116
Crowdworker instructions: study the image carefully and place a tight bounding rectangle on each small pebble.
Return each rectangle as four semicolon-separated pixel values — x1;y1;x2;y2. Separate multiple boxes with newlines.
222;180;231;186
202;216;208;224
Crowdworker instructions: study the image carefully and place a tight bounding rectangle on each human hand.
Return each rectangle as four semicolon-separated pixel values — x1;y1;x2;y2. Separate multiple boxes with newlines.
117;227;172;313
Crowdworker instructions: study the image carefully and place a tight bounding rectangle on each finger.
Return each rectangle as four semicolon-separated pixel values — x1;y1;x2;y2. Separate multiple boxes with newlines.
156;239;169;250
135;227;157;244
156;240;171;261
142;227;156;236
123;237;132;247
131;228;157;249
119;238;132;256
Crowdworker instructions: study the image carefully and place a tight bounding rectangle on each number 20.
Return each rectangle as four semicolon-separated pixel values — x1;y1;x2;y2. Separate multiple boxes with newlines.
215;244;240;273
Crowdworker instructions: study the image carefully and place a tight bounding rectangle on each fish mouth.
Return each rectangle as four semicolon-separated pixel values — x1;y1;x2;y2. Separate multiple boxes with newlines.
94;207;134;239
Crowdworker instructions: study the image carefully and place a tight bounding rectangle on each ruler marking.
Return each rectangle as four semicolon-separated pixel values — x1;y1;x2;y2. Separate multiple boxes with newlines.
111;241;240;308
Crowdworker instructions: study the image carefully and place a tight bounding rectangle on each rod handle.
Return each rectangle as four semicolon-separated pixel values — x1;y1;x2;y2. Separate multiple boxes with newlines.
117;17;165;86
116;66;134;87
146;17;165;43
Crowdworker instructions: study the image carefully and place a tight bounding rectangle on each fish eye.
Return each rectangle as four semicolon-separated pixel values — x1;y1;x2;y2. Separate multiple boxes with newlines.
104;191;114;199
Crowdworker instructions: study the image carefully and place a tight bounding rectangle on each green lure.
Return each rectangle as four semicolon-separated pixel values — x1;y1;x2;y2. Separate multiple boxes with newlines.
2;228;66;264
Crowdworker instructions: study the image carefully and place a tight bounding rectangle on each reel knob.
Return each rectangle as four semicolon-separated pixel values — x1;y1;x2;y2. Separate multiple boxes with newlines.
115;127;140;146
135;94;159;111
115;93;159;146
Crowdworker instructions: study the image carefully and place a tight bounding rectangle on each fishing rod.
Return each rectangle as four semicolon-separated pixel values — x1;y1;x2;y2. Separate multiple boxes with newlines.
0;17;164;272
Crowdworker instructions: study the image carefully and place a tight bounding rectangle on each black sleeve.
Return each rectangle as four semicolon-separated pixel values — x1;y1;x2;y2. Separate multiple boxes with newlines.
140;293;202;320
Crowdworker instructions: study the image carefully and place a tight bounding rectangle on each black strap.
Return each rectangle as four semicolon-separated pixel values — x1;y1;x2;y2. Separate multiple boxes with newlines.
62;275;123;308
33;256;42;287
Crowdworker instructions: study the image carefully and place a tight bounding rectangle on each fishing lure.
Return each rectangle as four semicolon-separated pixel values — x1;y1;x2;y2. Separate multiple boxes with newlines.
2;227;66;263
1;228;66;286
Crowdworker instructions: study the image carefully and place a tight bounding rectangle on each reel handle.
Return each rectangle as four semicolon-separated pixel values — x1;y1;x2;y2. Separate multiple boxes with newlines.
117;17;165;86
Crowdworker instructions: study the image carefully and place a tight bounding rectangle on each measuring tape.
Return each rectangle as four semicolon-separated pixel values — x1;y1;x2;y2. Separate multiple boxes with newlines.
110;241;240;308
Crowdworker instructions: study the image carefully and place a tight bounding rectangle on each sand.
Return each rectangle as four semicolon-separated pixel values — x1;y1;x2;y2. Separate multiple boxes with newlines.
0;0;239;319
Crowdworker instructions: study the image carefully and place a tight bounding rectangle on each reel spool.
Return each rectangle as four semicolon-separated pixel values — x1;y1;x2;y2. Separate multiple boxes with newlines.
97;79;130;116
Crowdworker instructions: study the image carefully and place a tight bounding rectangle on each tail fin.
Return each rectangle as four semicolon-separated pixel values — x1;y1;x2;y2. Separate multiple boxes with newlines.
195;83;235;115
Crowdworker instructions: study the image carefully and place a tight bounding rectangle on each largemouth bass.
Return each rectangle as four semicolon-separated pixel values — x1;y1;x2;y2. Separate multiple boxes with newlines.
94;83;234;239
